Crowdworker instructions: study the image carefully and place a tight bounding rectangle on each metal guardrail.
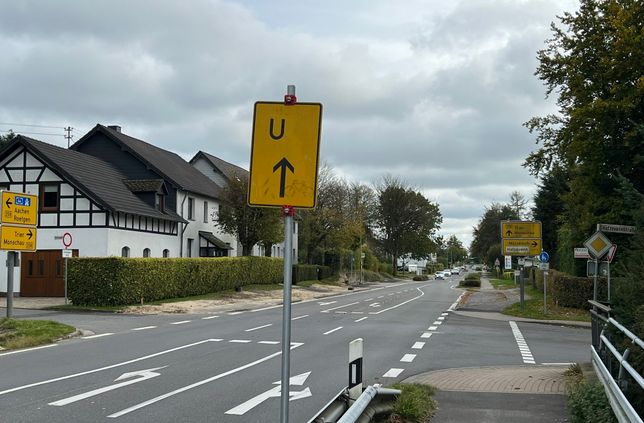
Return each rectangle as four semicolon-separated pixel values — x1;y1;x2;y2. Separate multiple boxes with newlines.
589;300;643;423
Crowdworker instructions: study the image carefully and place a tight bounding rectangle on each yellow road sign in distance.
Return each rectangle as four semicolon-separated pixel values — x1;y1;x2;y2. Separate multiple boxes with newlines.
249;102;322;208
1;224;37;251
502;238;542;256
501;221;542;239
2;191;38;226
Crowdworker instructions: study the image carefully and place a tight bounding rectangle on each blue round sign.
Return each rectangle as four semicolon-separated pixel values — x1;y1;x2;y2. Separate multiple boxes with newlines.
539;251;550;263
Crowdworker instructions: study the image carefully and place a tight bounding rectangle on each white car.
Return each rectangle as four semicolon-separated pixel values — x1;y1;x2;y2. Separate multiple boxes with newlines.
442;271;451;278
451;268;460;275
434;272;445;280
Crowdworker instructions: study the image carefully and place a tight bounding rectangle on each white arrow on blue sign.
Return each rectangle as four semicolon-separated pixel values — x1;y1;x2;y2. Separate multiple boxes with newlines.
539;251;550;263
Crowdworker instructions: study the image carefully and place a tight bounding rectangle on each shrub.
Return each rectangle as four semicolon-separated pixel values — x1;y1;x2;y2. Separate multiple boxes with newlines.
292;264;333;284
551;272;607;309
464;273;481;281
413;275;429;281
390;383;437;422
363;270;385;282
568;381;617;423
68;256;283;306
459;279;481;287
379;262;393;274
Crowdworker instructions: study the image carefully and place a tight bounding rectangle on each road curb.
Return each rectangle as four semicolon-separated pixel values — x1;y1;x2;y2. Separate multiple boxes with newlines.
452;309;591;328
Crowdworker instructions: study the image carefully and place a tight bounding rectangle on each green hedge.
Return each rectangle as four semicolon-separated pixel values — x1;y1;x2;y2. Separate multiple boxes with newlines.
292;264;333;284
68;257;283;306
551;273;607;309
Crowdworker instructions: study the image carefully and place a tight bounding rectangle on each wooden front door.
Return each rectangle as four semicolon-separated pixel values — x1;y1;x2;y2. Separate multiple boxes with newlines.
20;250;77;297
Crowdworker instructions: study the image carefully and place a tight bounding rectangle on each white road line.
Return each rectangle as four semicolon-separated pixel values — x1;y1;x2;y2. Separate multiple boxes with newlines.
292;315;309;321
428;326;438;331
170;320;191;325
131;326;157;331
441;312;449;316
323;327;343;335
0;339;221;396
351;311;364;314
321;302;360;313
400;354;416;363
201;316;219;320
377;295;384;299
107;343;304;418
228;311;244;315
411;342;425;350
437;316;445;320
245;324;272;332
258;341;280;345
229;340;252;343
447;292;465;311
382;368;404;378
432;321;442;325
368;287;426;315
82;333;114;339
509;321;535;364
335;311;348;314
421;332;432;339
250;305;281;313
364;298;373;302
0;344;57;357
354;317;368;323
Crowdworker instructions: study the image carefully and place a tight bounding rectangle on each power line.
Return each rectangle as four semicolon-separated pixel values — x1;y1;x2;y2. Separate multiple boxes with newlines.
0;122;64;129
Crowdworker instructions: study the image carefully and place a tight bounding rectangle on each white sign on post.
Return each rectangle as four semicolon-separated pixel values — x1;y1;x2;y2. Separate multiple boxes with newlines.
504;255;512;269
574;248;591;259
62;249;73;258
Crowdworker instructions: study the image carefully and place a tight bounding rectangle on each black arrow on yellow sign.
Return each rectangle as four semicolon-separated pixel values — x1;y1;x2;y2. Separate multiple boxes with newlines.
27;229;33;240
273;158;295;198
5;197;12;209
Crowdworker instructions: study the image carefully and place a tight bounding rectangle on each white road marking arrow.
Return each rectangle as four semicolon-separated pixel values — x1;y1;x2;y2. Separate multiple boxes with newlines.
225;372;312;415
369;302;381;308
49;367;166;406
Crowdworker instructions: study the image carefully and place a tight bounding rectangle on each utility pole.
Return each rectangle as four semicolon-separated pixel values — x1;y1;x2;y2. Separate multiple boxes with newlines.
64;126;73;148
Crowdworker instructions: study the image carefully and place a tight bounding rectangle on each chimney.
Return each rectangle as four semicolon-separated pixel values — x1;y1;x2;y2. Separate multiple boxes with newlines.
107;125;121;133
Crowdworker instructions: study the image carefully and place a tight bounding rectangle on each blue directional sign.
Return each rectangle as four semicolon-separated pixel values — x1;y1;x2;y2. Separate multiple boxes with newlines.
539;251;550;263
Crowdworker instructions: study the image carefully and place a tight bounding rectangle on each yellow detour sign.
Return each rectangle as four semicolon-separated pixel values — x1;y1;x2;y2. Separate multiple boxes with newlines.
1;224;37;251
501;221;542;239
249;101;322;208
2;191;38;226
503;238;542;256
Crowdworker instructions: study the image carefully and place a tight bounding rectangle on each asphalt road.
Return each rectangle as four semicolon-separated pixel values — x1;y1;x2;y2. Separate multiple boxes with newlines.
0;276;591;422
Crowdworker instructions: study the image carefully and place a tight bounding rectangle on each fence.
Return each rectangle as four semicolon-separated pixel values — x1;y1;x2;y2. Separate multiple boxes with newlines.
589;300;643;423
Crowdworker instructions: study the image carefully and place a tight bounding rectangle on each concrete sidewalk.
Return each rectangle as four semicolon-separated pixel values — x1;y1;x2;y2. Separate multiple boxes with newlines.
0;296;66;310
405;365;571;423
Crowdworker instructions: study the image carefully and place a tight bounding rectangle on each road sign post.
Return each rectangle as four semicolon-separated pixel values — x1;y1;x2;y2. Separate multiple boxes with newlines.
248;85;322;423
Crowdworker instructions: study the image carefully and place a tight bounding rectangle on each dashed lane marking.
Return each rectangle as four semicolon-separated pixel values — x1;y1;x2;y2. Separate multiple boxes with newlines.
441;312;449;316
170;321;191;325
411;342;425;350
432;321;442;325
229;340;252;344
292;315;308;321
377;295;384;299
355;317;368;323
400;354;416;363
421;333;432;339
382;368;404;378
323;327;343;335
509;321;535;364
258;341;279;345
245;324;272;332
321;302;359;313
131;326;157;331
351;311;364;314
0;344;56;356
364;298;373;302
437;316;445;320
228;312;244;315
428;326;438;331
82;333;114;339
201;316;219;320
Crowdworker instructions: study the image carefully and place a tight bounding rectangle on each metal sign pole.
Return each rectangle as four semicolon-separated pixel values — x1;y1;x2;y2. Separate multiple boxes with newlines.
6;251;15;318
64;257;68;305
593;259;598;301
606;261;610;303
519;263;525;311
543;271;547;314
280;207;294;423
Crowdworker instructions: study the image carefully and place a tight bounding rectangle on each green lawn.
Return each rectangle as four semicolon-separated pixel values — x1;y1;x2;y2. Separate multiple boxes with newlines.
0;318;75;350
503;285;590;322
489;278;517;290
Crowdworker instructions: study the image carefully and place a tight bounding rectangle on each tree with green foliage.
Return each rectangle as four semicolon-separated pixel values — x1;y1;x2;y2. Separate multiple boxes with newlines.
0;130;16;150
470;203;517;266
374;177;442;275
525;0;643;274
215;175;281;256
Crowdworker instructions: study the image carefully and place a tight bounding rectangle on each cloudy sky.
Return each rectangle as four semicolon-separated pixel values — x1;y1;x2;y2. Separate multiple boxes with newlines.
0;0;578;247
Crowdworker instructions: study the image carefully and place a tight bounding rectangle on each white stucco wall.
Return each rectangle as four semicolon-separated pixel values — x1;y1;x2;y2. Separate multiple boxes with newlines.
106;228;177;258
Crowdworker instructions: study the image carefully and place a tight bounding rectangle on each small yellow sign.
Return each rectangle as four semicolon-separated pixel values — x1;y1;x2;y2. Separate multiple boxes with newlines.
503;238;542;256
0;224;37;251
501;221;542;239
583;231;612;259
2;191;38;226
248;101;322;208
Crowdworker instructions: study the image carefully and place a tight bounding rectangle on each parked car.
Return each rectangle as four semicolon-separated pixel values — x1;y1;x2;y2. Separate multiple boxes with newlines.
451;268;460;275
434;272;444;280
442;271;451;278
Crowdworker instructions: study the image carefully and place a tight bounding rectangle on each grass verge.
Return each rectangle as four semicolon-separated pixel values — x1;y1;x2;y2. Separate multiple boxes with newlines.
503;285;590;322
564;363;617;423
377;383;437;423
489;278;516;290
0;318;75;350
